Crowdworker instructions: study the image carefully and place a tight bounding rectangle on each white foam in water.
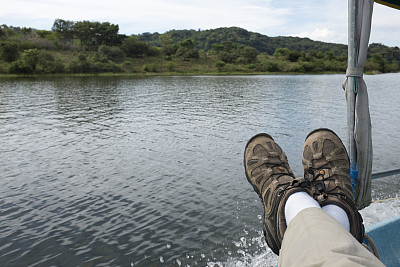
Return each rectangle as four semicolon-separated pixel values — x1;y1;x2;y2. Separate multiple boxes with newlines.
205;228;277;267
360;198;400;226
212;198;400;267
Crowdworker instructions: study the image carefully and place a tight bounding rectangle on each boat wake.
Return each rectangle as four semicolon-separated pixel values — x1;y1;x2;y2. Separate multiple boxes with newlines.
210;197;400;267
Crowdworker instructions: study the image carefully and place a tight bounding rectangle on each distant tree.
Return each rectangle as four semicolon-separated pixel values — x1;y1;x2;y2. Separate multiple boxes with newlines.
219;51;237;63
273;48;290;57
9;26;22;34
35;30;52;38
0;24;17;39
159;33;176;56
21;27;33;35
316;51;324;59
37;50;56;72
122;37;146;57
239;46;258;63
21;49;39;72
159;33;172;47
139;32;157;42
0;41;19;62
72;21;93;47
122;36;158;58
369;53;386;72
221;41;235;52
176;39;199;59
94;22;121;46
211;44;224;53
8;49;39;74
73;20;121;49
325;51;336;61
9;60;32;74
52;19;75;43
288;50;301;62
212;41;242;63
307;50;317;58
368;43;400;68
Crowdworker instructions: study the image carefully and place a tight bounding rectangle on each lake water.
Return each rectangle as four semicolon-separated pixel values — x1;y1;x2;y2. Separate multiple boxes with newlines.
1;74;399;267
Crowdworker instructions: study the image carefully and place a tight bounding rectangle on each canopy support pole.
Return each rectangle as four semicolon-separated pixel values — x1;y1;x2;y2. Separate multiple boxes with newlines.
347;0;358;193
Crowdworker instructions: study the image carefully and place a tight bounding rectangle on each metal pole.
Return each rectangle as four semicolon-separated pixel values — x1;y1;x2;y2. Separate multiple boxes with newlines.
348;0;358;194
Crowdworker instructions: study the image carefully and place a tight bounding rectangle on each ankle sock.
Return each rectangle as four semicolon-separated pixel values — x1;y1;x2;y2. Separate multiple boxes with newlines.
321;204;350;231
284;191;320;226
284;192;351;232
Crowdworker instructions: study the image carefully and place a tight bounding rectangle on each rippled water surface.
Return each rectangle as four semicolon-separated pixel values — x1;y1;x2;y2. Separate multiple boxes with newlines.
1;74;400;267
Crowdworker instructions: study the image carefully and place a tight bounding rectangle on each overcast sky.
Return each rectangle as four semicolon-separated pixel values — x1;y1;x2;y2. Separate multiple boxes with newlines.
1;0;400;47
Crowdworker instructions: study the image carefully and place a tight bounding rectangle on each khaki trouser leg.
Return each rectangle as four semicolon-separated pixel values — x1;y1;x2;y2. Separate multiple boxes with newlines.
278;207;385;267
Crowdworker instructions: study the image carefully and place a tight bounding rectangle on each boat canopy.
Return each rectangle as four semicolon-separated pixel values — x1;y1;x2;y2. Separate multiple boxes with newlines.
346;0;399;210
375;0;400;9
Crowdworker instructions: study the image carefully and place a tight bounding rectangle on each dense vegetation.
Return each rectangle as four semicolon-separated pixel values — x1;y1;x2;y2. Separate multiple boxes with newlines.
1;20;399;75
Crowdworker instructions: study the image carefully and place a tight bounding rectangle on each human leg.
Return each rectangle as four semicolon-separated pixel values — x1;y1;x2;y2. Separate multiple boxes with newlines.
302;128;364;242
284;191;320;226
278;128;383;266
279;207;384;267
284;192;350;231
244;133;311;255
322;204;350;231
244;130;382;266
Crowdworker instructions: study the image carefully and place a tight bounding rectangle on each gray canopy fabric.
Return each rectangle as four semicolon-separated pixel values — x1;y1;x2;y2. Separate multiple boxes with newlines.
343;0;374;210
375;0;400;9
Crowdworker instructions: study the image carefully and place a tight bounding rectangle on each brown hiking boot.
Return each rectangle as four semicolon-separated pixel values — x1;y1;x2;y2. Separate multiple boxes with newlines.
244;133;311;255
302;128;365;242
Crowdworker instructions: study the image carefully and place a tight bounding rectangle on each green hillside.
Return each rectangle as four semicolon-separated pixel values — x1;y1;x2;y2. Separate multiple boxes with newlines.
1;21;399;75
137;27;348;55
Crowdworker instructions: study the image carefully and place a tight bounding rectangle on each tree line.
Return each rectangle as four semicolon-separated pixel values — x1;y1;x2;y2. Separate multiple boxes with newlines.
0;20;399;75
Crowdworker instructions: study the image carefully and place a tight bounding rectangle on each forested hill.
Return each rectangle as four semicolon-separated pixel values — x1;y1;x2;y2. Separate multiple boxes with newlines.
1;20;399;75
136;27;347;55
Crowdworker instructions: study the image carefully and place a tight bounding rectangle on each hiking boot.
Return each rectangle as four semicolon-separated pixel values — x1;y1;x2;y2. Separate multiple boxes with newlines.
302;128;365;242
244;133;311;255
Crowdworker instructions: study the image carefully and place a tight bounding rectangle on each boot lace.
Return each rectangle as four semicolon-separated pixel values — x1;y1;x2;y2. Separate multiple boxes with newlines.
304;167;349;201
274;166;311;196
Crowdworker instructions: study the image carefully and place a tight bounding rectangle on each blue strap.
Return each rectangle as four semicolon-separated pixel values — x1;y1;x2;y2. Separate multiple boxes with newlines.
350;162;358;197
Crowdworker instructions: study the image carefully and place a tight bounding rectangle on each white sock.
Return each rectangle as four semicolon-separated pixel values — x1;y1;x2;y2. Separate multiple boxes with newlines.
322;204;350;231
284;191;320;226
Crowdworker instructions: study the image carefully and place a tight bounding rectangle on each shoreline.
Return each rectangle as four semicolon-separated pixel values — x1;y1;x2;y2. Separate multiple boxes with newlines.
0;71;387;79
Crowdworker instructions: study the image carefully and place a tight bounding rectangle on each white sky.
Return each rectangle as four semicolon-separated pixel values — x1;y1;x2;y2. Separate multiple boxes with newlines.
1;0;400;47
